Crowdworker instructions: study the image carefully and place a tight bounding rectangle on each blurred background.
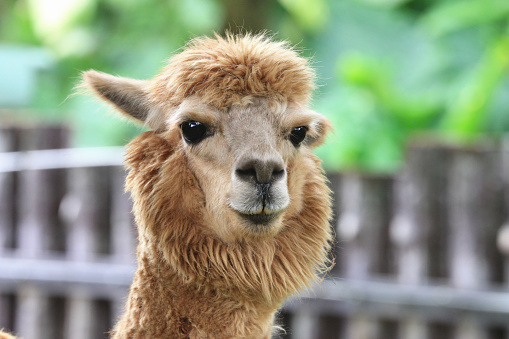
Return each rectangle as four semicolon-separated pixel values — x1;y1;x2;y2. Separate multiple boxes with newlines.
1;0;509;338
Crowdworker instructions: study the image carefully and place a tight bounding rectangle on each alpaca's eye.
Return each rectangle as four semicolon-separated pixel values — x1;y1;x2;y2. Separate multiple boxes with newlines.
180;120;207;143
289;126;308;146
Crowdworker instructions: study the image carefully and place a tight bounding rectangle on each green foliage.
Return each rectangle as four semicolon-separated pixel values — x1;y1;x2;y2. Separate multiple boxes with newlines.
278;0;329;33
0;0;225;147
1;0;508;172
311;0;509;172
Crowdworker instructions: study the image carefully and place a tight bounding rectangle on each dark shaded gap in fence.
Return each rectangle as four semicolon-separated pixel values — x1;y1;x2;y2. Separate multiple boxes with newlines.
277;311;292;339
428;321;454;339
93;299;112;339
315;314;344;339
487;326;507;339
0;127;21;250
0;294;15;333
380;319;399;339
47;296;66;339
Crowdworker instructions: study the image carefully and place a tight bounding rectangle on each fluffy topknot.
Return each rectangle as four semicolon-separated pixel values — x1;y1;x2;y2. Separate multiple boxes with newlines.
149;34;316;109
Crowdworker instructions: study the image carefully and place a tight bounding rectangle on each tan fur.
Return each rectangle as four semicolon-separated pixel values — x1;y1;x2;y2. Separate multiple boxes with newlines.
149;33;316;110
2;34;333;339
0;331;17;339
111;131;332;338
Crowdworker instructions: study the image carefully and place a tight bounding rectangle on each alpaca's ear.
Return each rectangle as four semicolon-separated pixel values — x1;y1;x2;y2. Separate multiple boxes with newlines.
305;113;333;148
82;70;163;129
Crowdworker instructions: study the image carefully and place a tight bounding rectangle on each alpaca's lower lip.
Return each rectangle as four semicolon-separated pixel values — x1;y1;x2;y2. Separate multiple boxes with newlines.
238;212;278;225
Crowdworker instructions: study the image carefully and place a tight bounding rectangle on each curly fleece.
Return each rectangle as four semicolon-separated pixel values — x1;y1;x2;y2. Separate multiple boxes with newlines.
149;33;316;109
111;130;332;338
0;34;333;339
110;35;333;338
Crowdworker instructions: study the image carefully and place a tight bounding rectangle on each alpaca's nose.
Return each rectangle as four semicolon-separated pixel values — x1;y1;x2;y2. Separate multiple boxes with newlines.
235;157;285;184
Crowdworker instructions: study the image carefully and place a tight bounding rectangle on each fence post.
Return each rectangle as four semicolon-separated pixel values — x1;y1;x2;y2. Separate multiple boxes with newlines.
448;142;505;339
390;142;450;339
14;126;69;339
14;125;69;339
16;125;70;254
337;173;393;339
63;166;115;339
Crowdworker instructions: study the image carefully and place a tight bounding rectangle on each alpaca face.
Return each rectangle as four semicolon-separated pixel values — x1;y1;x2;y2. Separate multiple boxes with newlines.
82;35;331;242
166;96;328;241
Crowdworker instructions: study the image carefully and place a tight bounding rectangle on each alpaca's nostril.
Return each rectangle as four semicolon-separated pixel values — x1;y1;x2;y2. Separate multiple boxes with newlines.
236;158;285;184
272;168;285;181
236;168;257;181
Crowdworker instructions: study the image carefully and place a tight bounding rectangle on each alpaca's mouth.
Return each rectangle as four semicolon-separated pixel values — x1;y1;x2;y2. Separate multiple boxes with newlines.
238;211;280;225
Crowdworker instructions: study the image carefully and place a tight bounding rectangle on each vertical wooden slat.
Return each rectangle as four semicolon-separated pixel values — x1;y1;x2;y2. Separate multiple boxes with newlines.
65;166;113;261
15;286;52;339
390;142;450;339
15;126;69;339
16;126;69;254
64;291;94;339
338;174;393;279
64;166;114;339
289;308;320;339
337;173;393;339
448;142;504;339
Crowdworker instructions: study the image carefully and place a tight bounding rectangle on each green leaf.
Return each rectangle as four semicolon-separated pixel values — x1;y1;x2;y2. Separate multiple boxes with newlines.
441;36;509;139
278;0;329;33
421;0;509;37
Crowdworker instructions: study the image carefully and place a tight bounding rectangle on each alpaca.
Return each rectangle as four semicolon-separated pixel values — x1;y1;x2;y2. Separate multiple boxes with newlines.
0;34;333;339
89;33;333;339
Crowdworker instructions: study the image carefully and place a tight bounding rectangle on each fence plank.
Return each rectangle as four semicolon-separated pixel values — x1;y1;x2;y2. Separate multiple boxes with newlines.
16;126;69;255
14;126;69;339
390;142;450;339
448;143;505;339
288;309;318;339
63;166;116;339
337;174;393;339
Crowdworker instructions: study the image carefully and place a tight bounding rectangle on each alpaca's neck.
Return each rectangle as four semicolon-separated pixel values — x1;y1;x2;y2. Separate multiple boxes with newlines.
115;132;333;338
111;247;277;339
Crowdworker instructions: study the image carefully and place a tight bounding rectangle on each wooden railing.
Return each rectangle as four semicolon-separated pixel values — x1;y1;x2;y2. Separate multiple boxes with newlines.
1;126;508;339
283;139;509;339
0;126;134;339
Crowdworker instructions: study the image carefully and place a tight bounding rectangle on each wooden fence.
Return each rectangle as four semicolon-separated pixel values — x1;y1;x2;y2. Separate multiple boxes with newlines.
0;126;134;339
0;126;508;339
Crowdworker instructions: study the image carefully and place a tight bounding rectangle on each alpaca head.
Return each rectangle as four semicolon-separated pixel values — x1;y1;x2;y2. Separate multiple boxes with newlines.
83;34;331;243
